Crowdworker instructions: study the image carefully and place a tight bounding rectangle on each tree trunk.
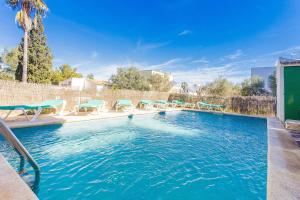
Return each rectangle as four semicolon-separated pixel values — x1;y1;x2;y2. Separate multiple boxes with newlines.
22;30;28;82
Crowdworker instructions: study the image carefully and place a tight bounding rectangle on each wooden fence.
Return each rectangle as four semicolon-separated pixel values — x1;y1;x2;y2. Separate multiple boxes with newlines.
169;93;276;116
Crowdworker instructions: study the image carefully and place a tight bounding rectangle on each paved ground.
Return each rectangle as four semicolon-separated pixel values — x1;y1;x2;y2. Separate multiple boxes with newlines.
267;118;300;200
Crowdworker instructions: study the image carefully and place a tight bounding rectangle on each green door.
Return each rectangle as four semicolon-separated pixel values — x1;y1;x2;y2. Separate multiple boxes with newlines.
284;66;300;120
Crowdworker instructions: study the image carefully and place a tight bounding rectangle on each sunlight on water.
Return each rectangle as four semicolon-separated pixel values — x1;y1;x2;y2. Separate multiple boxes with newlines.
54;118;129;137
45;130;137;159
45;115;200;158
44;118;136;158
131;116;200;136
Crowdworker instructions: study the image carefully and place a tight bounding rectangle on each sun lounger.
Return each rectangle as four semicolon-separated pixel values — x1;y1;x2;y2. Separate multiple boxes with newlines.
184;102;195;109
171;100;195;109
153;100;169;109
116;100;135;112
171;100;185;108
196;101;225;111
76;100;106;114
138;100;154;110
0;99;66;122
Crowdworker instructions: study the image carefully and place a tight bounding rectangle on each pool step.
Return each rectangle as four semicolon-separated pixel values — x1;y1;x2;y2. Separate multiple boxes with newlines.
20;171;35;189
286;120;300;130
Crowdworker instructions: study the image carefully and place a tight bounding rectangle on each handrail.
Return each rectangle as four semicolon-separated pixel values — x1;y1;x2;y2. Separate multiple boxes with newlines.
0;119;40;192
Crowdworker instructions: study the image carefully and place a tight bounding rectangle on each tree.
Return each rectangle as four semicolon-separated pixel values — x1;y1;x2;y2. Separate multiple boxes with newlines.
6;0;48;82
148;74;173;92
1;48;20;73
241;76;267;96
268;71;276;96
0;48;18;80
51;64;83;85
181;82;188;93
87;73;94;80
198;77;240;97
110;67;150;91
0;72;14;80
16;13;53;84
59;64;82;80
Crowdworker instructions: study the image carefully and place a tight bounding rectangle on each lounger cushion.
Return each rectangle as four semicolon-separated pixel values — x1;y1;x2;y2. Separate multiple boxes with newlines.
117;100;133;106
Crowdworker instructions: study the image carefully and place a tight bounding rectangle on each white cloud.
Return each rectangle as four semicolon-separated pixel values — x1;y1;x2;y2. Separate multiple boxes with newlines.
67;44;300;85
148;58;185;69
266;45;300;57
136;39;170;52
225;49;244;60
192;57;209;64
91;60;144;80
178;30;192;36
172;64;249;85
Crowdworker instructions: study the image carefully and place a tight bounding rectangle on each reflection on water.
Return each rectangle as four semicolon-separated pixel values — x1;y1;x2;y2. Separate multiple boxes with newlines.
45;114;201;158
131;116;200;136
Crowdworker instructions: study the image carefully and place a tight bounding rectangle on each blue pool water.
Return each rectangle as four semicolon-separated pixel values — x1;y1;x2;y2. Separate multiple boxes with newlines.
0;111;267;199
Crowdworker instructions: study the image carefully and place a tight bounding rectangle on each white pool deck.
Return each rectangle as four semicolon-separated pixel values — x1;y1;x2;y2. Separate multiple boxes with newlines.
0;109;299;200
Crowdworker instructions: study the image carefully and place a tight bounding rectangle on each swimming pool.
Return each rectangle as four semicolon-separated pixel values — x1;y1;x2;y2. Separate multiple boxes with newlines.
0;111;267;199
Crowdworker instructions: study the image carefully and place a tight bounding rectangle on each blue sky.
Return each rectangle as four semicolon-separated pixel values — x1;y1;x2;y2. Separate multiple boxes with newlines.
1;0;300;85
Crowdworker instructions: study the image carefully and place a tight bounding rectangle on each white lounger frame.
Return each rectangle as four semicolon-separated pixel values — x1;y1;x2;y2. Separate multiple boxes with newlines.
2;101;66;122
75;101;106;115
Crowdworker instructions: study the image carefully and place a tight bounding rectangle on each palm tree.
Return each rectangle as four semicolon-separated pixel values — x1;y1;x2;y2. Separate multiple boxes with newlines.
6;0;48;82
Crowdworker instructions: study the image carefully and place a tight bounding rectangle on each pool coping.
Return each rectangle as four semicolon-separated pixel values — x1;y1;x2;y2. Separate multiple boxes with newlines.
4;108;269;129
183;108;268;119
267;118;300;200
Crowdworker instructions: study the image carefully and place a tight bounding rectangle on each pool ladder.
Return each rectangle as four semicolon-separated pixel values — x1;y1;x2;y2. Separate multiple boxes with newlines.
0;119;40;193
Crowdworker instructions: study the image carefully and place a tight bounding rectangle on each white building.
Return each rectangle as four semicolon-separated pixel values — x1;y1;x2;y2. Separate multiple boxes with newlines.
59;78;111;91
251;67;276;91
139;70;173;82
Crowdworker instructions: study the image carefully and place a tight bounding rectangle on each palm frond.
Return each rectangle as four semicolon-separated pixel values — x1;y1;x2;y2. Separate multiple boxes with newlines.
15;10;32;30
15;10;24;26
6;0;20;9
29;0;48;11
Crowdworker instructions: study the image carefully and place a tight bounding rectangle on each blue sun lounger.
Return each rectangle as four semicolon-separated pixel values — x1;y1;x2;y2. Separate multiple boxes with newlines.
115;100;135;111
153;100;169;109
197;101;225;111
138;100;154;110
77;100;106;114
171;100;185;107
0;99;66;122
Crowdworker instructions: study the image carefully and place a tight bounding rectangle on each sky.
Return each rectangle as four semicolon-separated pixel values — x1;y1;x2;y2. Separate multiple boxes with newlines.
1;0;300;85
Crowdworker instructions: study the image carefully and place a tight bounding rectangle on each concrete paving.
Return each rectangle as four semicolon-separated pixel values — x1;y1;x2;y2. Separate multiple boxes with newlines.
267;118;300;200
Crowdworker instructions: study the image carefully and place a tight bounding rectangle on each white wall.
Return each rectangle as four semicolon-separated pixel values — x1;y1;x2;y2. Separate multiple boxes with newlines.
276;64;285;122
60;78;96;91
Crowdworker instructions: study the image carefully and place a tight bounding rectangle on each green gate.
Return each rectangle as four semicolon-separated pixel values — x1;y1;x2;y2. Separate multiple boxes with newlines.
284;66;300;120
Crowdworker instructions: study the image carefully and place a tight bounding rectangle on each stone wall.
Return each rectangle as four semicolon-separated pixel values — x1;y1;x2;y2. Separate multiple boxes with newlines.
0;80;169;112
